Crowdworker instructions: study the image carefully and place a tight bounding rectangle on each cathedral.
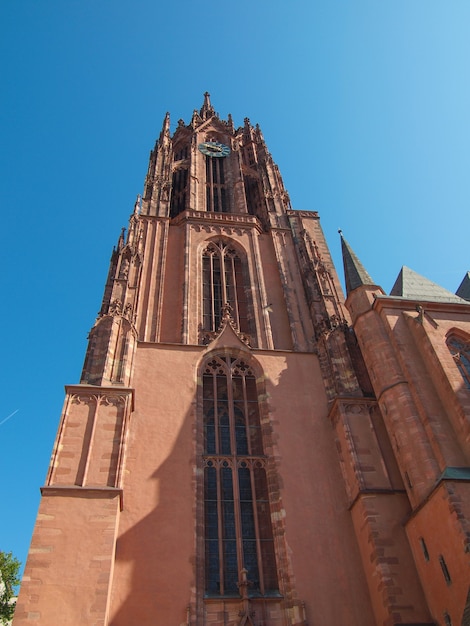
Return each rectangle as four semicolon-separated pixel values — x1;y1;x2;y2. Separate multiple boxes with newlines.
13;94;470;626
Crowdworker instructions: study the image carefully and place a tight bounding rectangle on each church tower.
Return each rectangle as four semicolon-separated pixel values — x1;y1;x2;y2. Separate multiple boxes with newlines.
13;95;470;626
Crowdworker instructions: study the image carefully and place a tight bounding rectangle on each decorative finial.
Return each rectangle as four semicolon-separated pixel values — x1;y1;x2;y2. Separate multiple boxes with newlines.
221;302;233;319
200;92;214;119
118;227;126;249
158;112;171;145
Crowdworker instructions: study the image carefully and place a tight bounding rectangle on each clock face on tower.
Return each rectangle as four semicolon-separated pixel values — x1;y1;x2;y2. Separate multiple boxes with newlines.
198;141;231;157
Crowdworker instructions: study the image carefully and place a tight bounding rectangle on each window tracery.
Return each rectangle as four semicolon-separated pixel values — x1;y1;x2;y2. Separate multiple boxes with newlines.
205;155;228;212
202;355;278;597
447;335;470;389
202;240;251;337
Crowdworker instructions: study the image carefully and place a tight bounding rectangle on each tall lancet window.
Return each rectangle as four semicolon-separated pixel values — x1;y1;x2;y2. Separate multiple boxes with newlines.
203;355;278;597
447;335;470;389
169;166;188;218
202;241;251;336
205;157;229;213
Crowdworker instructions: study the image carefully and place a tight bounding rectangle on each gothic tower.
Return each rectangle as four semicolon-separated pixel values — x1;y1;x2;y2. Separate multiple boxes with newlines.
13;95;470;626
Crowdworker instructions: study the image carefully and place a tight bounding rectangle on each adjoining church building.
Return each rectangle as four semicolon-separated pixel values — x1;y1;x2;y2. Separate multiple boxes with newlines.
13;94;470;626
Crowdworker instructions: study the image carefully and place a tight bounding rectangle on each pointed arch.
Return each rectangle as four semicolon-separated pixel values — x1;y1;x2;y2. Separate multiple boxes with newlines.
199;352;279;598
201;238;254;342
446;330;470;390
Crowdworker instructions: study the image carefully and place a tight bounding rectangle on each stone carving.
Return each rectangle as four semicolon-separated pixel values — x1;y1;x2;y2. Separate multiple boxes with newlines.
70;391;128;408
199;303;252;347
124;302;133;319
109;299;122;316
314;314;348;340
118;258;129;279
70;394;98;406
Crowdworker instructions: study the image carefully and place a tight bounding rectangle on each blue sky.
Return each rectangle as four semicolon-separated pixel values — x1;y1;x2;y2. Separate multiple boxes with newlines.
1;0;469;573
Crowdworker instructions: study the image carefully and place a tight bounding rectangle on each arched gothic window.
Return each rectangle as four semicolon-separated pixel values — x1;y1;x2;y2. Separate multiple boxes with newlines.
203;355;278;597
202;241;251;336
447;335;470;390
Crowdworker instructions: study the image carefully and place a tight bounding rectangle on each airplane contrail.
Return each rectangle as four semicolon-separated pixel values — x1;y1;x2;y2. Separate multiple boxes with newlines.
0;409;19;426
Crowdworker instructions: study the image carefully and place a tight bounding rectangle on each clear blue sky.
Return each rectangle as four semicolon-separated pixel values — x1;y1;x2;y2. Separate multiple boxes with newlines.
1;0;469;573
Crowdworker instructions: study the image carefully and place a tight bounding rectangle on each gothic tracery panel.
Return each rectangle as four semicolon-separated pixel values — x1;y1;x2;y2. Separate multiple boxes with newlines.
447;334;470;390
202;240;252;338
202;355;278;597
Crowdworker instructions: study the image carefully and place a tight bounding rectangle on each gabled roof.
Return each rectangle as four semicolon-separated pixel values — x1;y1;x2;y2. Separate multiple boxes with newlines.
390;266;467;303
340;233;376;295
456;271;470;301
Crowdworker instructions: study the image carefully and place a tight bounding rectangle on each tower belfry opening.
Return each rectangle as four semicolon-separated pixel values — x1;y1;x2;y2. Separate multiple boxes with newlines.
13;95;470;626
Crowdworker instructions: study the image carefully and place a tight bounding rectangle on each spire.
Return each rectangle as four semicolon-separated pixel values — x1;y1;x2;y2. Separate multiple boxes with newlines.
158;112;171;145
200;91;215;119
255;123;264;142
339;231;376;295
456;271;470;301
243;117;251;136
117;227;126;251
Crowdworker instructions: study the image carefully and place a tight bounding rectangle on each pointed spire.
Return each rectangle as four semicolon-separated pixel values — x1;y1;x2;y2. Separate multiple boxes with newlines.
200;91;215;119
456;271;470;301
158;112;171;146
339;231;376;295
391;266;467;303
255;123;264;142
191;108;202;128
117;227;126;251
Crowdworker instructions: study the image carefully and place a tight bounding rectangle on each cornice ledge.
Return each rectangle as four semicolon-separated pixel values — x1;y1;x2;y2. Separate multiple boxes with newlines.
404;466;470;524
286;209;319;219
373;294;470;313
139;214;170;223
40;485;124;510
328;395;377;413
348;488;408;511
65;384;135;410
173;209;263;232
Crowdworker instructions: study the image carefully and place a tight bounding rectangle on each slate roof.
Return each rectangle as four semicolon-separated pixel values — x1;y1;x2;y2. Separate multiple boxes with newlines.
456;271;470;301
390;266;467;303
340;233;375;295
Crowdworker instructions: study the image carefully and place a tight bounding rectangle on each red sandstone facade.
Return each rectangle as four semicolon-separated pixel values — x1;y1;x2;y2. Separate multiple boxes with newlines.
14;95;470;626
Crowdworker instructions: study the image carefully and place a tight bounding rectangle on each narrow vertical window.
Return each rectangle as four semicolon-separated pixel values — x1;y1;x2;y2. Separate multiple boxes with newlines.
439;555;452;585
170;166;188;217
447;336;470;389
202;241;251;338
419;537;429;562
203;356;278;597
205;157;229;212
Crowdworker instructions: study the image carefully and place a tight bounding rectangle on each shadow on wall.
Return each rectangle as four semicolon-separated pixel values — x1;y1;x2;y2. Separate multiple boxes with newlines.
109;395;197;626
109;349;376;626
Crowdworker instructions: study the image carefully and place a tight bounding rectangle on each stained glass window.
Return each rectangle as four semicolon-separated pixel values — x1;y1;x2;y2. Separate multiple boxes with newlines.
202;241;251;335
203;355;278;597
447;336;470;390
205;156;229;213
